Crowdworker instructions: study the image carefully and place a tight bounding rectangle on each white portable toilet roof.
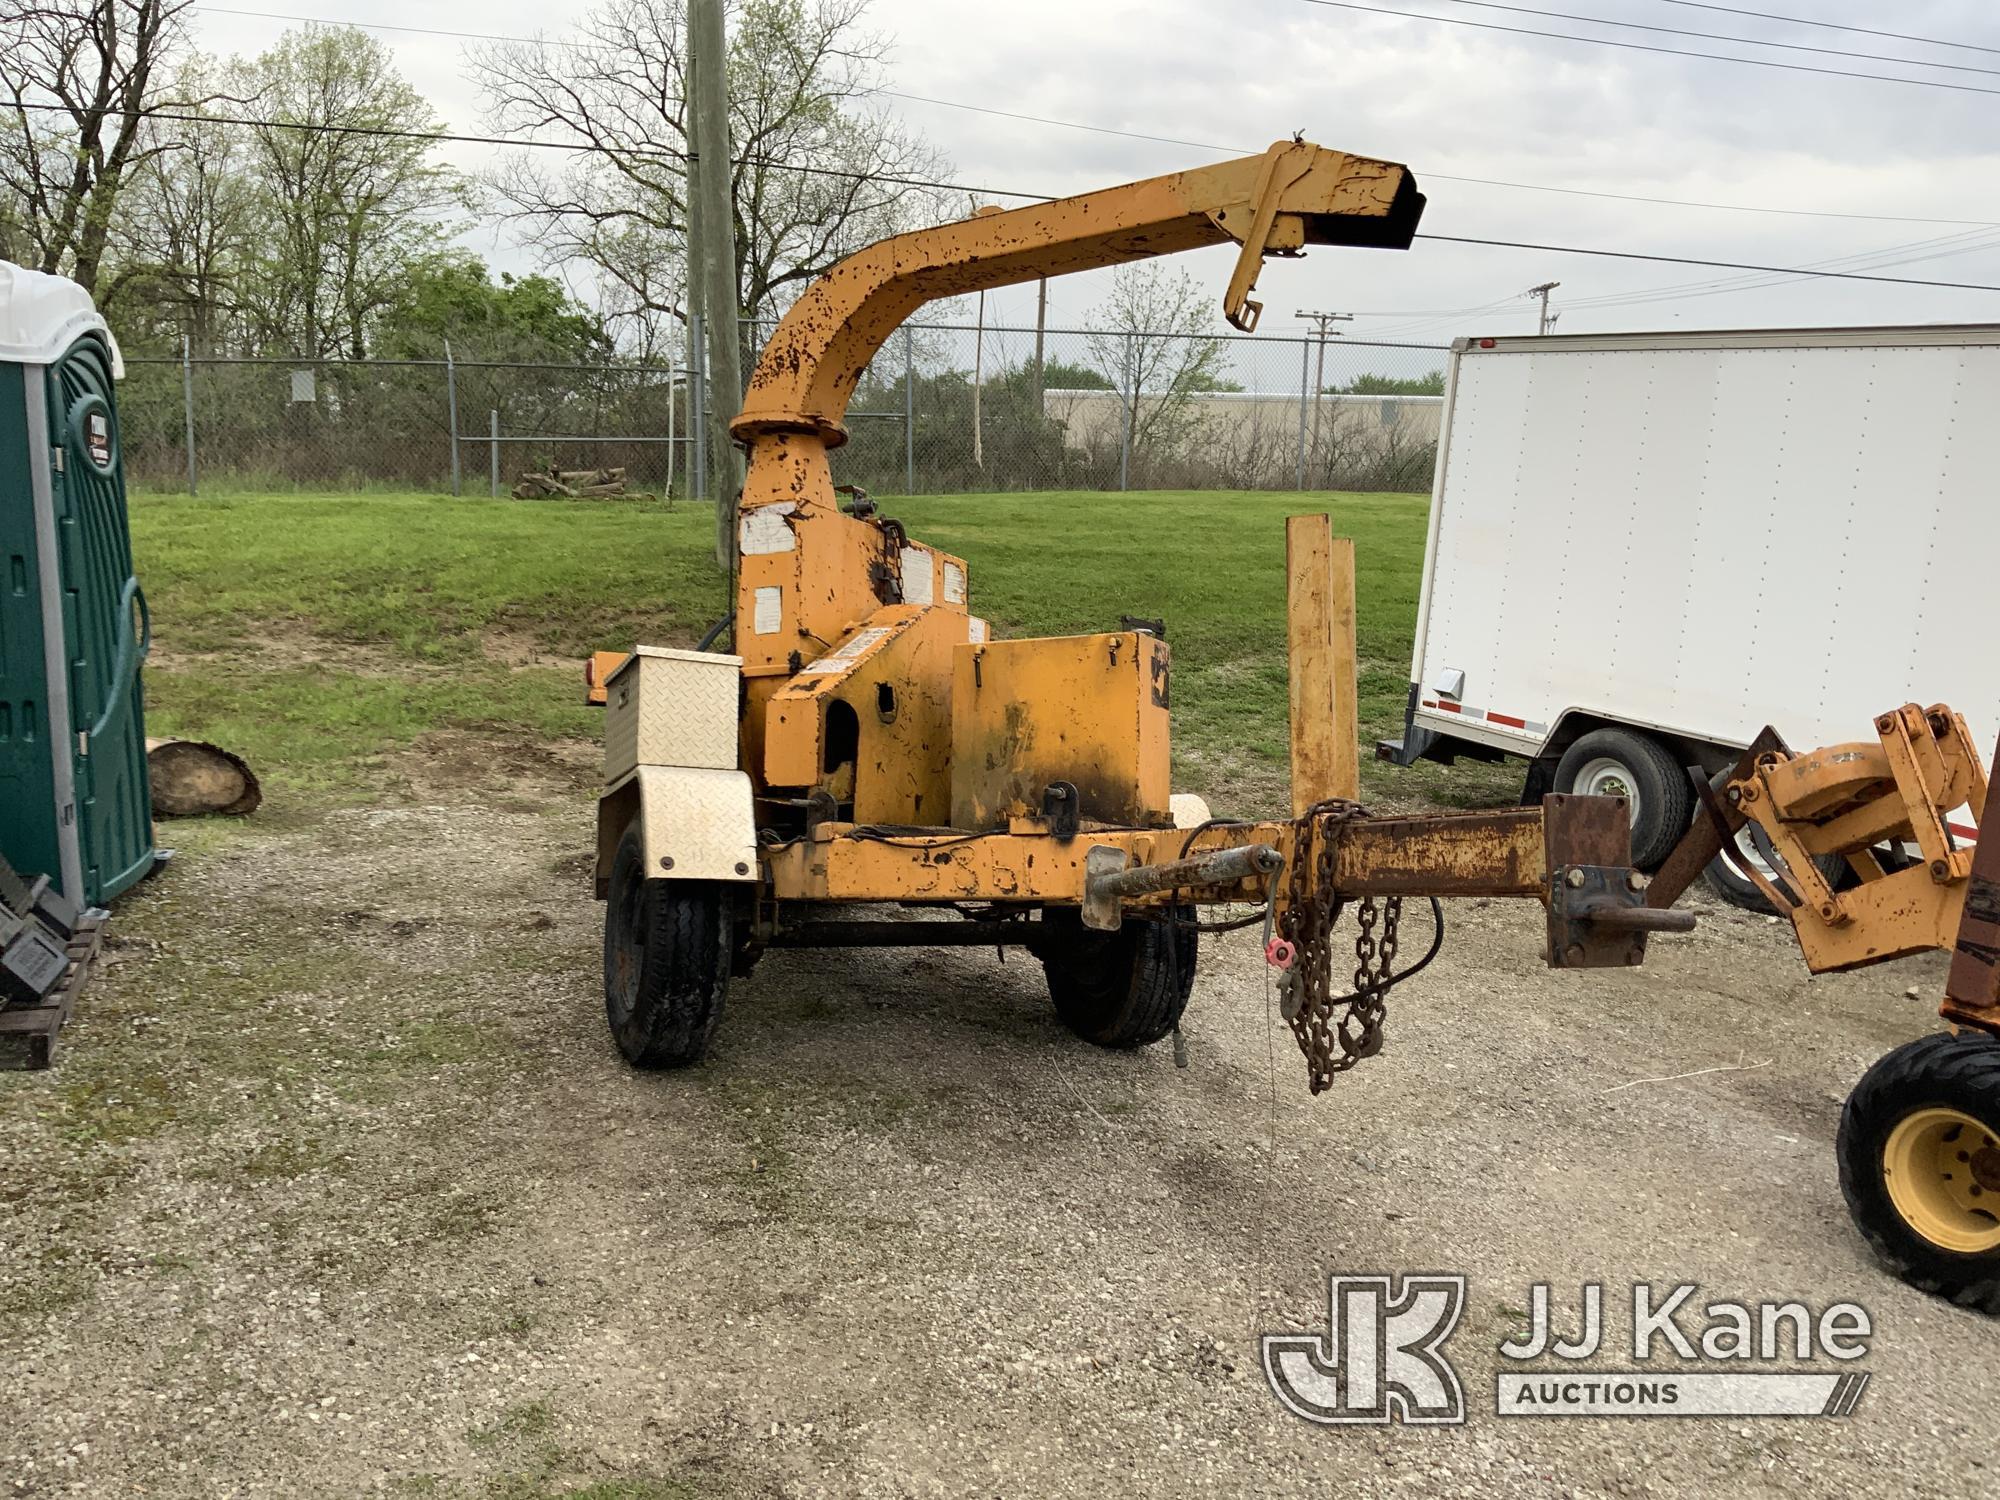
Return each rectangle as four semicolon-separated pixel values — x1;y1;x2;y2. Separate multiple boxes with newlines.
0;260;123;373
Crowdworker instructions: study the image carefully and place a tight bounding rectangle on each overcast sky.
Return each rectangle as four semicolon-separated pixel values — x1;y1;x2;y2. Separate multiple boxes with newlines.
183;0;2000;348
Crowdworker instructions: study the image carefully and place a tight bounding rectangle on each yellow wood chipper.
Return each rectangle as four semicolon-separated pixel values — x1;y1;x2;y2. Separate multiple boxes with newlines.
585;136;2000;1312
585;137;1689;1096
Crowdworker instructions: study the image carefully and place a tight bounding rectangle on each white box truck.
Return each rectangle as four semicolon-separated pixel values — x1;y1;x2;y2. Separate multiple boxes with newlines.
1380;323;2000;905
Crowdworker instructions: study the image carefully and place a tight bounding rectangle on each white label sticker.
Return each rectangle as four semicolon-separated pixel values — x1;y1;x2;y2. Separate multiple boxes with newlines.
943;560;966;604
967;617;988;643
753;586;783;634
900;546;934;605
804;624;892;672
740;505;797;555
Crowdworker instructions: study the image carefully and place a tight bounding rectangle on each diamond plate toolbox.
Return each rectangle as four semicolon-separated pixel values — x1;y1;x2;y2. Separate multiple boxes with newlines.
603;646;742;783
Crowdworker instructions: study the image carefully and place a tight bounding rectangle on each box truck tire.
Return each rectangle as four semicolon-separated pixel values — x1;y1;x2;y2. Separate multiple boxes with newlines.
1552;728;1692;870
1704;823;1849;914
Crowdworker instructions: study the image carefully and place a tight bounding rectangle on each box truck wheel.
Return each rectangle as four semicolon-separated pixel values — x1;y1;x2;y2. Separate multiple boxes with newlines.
1703;822;1849;914
1038;907;1197;1048
1839;1032;2000;1312
1552;728;1692;869
602;821;732;1068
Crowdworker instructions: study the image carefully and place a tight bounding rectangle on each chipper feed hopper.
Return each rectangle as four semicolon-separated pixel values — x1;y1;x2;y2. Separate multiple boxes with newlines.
590;139;1691;1091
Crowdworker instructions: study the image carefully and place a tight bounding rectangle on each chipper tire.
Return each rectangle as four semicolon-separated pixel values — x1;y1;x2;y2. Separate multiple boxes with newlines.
1038;907;1197;1049
602;822;731;1069
1838;1031;2000;1312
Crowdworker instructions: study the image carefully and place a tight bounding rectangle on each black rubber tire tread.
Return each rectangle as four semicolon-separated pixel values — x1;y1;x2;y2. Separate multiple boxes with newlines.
602;823;732;1069
1553;727;1694;870
1837;1031;2000;1313
1039;907;1197;1049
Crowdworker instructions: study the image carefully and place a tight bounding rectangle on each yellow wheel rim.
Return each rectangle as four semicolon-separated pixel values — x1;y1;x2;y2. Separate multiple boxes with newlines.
1883;1106;2000;1255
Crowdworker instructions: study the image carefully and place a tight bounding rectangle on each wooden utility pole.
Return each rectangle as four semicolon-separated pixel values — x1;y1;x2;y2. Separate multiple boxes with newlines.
1031;277;1048;408
972;287;986;469
1296;309;1352;468
689;0;744;569
1527;280;1560;335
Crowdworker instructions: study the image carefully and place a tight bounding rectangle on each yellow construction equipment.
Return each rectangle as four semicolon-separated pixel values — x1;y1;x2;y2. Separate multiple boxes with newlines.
590;139;1690;1099
1648;708;2000;1309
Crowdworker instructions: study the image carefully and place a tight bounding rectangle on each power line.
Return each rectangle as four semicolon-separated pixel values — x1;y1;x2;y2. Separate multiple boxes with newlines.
188;5;1999;230
1554;227;2000;312
0;95;1055;202
1655;1;2000;57
193;8;1242;153
1297;0;2000;97
1414;0;2000;76
9;94;2000;296
1418;173;1997;229
1414;233;2000;292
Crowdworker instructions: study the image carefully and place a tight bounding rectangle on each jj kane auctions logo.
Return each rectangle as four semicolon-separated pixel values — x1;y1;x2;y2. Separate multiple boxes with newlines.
1263;1276;1873;1423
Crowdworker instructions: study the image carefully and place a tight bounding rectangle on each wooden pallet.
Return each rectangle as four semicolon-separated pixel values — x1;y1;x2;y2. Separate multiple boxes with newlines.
0;912;106;1070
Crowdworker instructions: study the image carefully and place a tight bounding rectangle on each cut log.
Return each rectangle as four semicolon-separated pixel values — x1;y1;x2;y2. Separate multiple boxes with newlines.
146;738;262;818
513;473;577;497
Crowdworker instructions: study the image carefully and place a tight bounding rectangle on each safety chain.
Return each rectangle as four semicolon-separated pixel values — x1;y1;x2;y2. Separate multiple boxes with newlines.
1273;799;1405;1094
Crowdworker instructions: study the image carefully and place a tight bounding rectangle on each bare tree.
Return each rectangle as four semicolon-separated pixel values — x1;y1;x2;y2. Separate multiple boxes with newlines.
466;0;952;355
0;0;217;291
1085;263;1230;467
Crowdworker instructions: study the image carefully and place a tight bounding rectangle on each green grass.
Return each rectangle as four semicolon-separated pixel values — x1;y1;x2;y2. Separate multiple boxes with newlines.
130;488;1515;810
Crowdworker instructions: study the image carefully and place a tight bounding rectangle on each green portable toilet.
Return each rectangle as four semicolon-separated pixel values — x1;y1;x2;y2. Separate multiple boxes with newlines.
0;261;154;908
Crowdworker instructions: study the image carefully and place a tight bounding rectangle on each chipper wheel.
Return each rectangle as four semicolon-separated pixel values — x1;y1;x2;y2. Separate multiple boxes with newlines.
1838;1031;2000;1311
602;822;732;1068
1038;907;1197;1049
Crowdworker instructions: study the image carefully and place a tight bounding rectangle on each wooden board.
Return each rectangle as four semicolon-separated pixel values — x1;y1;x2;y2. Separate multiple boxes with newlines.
1285;514;1359;813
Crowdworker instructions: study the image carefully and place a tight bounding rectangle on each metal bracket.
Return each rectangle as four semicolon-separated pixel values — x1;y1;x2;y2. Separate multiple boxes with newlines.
1082;846;1130;931
1547;864;1694;969
1041;781;1080;840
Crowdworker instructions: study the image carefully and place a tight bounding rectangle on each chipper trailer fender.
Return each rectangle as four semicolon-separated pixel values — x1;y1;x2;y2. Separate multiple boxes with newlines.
1647;704;2000;1309
587;137;1691;1095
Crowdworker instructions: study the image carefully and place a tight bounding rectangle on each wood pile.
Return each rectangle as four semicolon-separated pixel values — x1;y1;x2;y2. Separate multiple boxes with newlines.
511;464;655;500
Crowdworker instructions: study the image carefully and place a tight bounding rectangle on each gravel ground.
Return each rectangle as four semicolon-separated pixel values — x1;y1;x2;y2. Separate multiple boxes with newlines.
1;754;1995;1499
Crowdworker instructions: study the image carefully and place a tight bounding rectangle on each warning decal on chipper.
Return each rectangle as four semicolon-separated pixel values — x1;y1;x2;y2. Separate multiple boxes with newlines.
805;625;891;673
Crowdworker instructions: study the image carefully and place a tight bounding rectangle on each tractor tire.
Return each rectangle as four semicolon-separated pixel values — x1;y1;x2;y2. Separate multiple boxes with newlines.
1838;1031;2000;1312
1553;728;1694;870
602;821;732;1068
1038;907;1197;1049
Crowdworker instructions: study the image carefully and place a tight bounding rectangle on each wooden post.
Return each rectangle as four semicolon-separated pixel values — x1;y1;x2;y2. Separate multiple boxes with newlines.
1287;513;1359;812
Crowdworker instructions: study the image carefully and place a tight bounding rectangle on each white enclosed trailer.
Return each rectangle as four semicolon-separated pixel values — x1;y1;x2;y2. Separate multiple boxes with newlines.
1380;323;2000;904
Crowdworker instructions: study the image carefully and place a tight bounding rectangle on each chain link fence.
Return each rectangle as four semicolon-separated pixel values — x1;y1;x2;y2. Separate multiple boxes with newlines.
121;322;1449;496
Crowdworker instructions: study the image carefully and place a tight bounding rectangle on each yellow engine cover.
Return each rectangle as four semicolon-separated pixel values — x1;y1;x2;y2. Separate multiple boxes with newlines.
950;631;1171;830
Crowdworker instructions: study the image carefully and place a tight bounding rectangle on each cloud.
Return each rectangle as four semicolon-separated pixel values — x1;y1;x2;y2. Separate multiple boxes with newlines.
185;0;2000;338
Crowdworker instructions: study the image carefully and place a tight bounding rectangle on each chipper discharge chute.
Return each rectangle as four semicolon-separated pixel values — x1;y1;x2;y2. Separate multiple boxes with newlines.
588;138;1691;1092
